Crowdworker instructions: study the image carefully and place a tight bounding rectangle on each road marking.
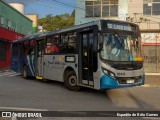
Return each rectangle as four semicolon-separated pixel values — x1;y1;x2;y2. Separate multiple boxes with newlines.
0;107;48;111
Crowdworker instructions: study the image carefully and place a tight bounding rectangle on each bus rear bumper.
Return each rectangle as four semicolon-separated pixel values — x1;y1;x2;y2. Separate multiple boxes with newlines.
100;75;145;90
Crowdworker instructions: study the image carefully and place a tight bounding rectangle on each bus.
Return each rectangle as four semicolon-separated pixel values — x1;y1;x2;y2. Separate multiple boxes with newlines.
11;19;145;91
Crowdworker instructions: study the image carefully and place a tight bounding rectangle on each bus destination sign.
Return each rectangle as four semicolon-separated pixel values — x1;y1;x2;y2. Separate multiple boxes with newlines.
107;23;133;31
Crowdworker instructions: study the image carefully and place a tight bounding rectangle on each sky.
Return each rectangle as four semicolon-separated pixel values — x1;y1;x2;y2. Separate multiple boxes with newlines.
4;0;76;18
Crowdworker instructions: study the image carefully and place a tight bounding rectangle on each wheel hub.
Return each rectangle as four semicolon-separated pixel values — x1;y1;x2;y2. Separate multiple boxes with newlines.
69;76;77;86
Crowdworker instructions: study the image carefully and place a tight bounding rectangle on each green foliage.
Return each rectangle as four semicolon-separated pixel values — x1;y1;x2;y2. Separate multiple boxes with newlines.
38;12;75;31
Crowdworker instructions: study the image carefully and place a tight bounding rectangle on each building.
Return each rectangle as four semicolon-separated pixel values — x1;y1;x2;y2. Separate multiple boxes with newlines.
9;3;38;33
37;26;45;32
26;14;38;33
0;0;32;69
75;0;160;74
75;0;134;25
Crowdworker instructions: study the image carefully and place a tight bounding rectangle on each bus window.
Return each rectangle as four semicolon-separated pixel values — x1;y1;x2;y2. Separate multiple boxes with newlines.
60;34;68;53
23;41;29;55
60;32;77;53
45;35;59;54
29;40;36;55
68;32;77;53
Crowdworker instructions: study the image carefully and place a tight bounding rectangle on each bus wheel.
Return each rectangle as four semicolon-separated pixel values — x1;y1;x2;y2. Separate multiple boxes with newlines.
23;66;28;79
64;71;80;91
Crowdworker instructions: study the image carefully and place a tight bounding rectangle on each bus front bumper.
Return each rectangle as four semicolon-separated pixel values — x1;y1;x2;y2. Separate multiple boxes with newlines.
100;75;145;90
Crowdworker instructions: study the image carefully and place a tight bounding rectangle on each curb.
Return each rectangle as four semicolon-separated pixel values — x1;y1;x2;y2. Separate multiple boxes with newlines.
145;73;160;75
141;84;151;87
0;69;10;73
141;84;160;88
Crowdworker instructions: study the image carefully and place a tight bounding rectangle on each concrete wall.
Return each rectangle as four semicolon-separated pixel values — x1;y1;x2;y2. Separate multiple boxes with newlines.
118;0;128;20
127;0;143;16
126;0;160;31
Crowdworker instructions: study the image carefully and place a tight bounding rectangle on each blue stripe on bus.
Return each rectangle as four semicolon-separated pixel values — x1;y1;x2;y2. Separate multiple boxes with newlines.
26;55;34;77
30;55;35;76
100;75;145;89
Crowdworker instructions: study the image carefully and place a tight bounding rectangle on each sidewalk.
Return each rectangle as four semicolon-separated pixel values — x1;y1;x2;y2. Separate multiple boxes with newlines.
0;66;10;70
142;75;160;88
0;69;10;73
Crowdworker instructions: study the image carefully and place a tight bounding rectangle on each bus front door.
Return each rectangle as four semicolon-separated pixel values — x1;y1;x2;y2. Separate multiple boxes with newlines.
36;40;44;79
81;33;94;87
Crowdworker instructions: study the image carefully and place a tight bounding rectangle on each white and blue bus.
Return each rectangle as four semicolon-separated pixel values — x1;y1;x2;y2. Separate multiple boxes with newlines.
11;20;145;91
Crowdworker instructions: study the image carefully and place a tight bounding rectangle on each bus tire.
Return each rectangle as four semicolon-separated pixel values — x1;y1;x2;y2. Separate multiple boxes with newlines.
64;71;80;91
23;66;28;79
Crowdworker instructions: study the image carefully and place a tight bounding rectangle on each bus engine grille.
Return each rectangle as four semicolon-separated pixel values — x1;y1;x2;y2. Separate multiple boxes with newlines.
117;77;141;84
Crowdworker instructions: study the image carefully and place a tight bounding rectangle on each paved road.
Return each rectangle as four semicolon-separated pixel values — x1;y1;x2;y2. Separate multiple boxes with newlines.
0;71;160;120
0;73;113;111
0;71;160;111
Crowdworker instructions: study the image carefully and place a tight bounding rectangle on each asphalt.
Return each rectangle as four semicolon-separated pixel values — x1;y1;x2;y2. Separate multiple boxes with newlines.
0;69;159;88
0;70;159;120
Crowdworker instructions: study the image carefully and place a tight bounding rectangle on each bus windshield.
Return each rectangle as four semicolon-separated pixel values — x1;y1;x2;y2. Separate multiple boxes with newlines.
100;32;142;62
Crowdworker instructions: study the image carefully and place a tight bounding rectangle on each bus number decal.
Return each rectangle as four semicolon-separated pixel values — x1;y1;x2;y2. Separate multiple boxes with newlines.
117;72;126;76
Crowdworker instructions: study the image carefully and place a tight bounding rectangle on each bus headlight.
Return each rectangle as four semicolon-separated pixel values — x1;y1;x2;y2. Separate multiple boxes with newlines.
103;69;108;75
102;67;116;79
109;72;115;79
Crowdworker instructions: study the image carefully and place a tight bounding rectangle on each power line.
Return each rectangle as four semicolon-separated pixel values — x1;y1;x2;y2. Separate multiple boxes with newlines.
4;0;160;20
50;0;84;10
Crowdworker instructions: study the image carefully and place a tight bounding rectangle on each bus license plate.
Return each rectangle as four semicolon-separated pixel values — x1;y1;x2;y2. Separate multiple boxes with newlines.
127;80;134;84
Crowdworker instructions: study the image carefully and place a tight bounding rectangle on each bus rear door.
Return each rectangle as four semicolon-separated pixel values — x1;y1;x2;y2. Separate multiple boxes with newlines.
36;40;45;79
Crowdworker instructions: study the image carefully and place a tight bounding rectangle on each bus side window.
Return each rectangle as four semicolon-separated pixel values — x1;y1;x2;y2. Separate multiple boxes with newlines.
28;40;36;55
68;32;77;53
45;37;52;54
60;32;77;53
45;35;59;54
23;41;29;55
59;34;68;53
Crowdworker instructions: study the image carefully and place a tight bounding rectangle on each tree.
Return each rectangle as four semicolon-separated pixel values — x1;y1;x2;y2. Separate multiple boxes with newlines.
46;14;53;19
38;13;74;31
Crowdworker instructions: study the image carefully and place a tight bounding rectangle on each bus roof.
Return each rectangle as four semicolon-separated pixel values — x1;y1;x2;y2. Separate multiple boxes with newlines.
13;19;138;43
